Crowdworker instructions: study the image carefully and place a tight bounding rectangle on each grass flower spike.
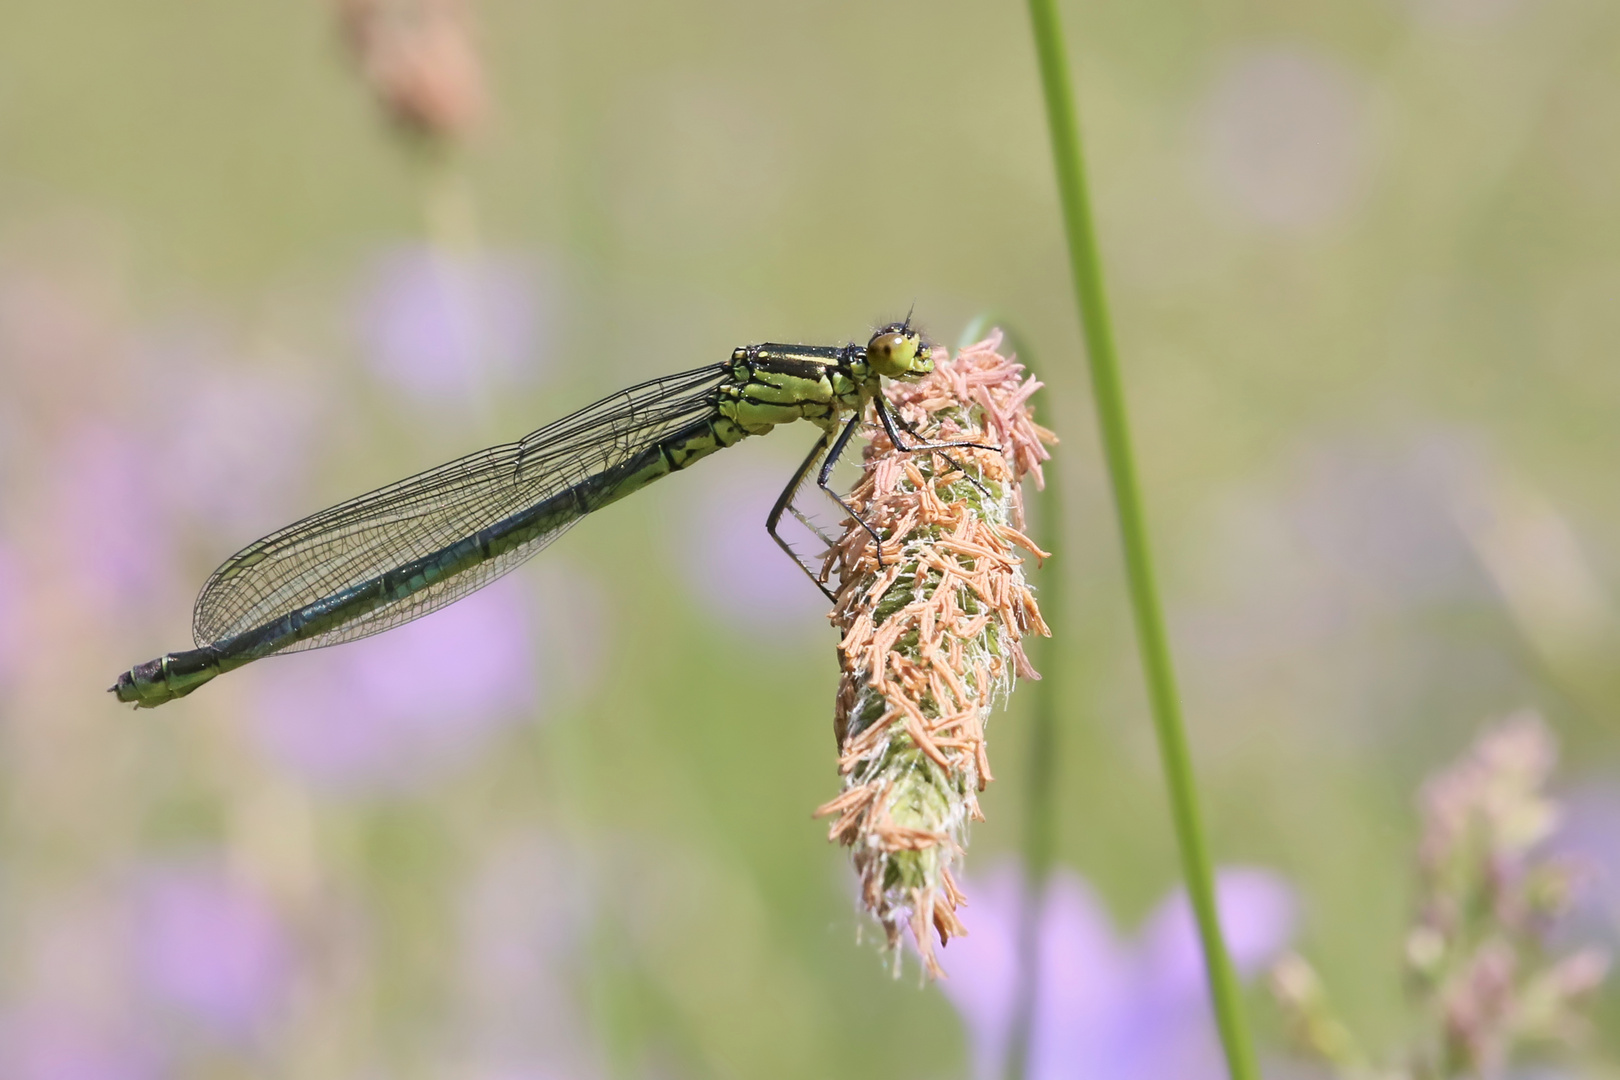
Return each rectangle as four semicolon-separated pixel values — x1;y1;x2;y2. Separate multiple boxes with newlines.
1271;713;1611;1078
335;0;487;142
815;331;1055;977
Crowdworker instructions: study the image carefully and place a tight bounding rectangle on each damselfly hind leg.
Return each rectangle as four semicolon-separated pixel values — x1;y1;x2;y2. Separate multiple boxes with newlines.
767;411;894;601
767;431;839;601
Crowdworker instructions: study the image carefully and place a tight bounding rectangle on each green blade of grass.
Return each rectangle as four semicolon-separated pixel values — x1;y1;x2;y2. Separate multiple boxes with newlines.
1022;3;1259;1079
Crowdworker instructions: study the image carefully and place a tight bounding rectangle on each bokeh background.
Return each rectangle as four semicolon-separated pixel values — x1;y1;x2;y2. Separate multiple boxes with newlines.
2;0;1619;1076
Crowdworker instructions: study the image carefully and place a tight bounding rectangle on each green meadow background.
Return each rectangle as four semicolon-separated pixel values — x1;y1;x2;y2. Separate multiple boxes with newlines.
1;0;1618;1077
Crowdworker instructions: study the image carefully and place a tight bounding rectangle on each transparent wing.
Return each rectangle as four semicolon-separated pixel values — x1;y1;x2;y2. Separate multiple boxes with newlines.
192;364;732;652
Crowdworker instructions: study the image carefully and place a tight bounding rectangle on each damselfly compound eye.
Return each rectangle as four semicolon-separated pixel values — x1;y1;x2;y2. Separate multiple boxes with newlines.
869;331;903;359
866;329;922;377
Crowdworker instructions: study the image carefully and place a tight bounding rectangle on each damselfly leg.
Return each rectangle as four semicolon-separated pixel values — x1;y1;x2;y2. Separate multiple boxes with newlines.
766;391;1008;600
873;393;1000;497
767;429;840;601
768;409;895;600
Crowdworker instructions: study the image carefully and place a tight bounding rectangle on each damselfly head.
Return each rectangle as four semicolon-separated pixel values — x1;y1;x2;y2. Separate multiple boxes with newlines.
866;323;932;380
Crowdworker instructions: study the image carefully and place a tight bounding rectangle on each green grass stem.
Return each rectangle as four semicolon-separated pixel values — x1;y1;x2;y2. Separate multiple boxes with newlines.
1022;3;1259;1079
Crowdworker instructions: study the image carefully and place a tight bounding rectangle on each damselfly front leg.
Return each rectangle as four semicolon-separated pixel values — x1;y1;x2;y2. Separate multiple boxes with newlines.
874;391;1001;456
873;392;1000;496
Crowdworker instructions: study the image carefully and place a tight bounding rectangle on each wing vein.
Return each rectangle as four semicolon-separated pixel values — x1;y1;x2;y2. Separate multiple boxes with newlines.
191;363;732;652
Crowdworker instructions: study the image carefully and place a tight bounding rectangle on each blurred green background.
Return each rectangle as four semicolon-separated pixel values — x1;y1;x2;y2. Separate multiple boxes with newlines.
2;0;1618;1076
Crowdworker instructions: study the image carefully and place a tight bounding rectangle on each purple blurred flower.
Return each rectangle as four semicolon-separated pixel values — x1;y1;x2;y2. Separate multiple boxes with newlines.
356;246;551;404
47;423;173;610
1552;784;1620;950
680;454;830;632
248;576;536;793
132;862;290;1041
1;1007;158;1080
146;358;324;538
1286;439;1486;605
939;862;1294;1080
1197;47;1372;231
1176;433;1513;747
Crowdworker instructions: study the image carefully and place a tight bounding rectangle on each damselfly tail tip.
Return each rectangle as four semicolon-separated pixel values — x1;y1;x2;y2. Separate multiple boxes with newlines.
108;661;149;707
108;654;214;709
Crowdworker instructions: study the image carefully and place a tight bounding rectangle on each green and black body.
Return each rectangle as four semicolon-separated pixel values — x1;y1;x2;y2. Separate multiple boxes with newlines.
113;323;983;708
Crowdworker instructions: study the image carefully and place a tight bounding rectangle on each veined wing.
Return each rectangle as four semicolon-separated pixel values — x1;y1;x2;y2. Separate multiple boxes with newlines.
192;363;732;653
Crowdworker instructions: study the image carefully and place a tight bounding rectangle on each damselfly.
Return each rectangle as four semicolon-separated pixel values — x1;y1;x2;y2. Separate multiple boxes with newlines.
112;321;996;707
